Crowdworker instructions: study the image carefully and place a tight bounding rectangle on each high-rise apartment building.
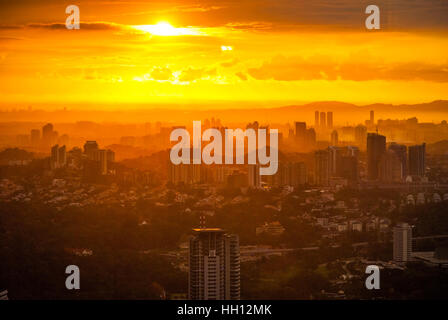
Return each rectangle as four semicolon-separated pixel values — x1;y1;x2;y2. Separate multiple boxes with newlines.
95;149;108;175
330;130;338;146
328;146;341;177
320;112;326;129
315;150;330;186
408;143;426;177
354;125;367;148
388;143;407;179
327;111;333;129
30;129;40;147
84;140;99;160
393;223;412;263
189;228;240;300
314;111;320;128
42;123;56;147
367;133;386;180
50;144;66;169
295;122;307;146
248;164;261;188
379;149;403;182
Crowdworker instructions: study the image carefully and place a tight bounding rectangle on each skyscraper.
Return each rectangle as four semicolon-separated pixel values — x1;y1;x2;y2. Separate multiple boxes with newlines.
51;144;59;169
189;228;240;300
314;111;320;128
83;140;99;160
314;150;330;186
393;223;412;263
58;145;67;167
95;149;108;175
408;143;426;177
327;111;333;129
367;133;386;180
370;110;375;126
42;123;55;147
320;112;326;129
306;128;316;148
295;122;307;146
30;129;40;147
388;143;407;179
330;130;338;146
379;149;403;182
248;164;261;188
354;125;367;148
327;146;341;177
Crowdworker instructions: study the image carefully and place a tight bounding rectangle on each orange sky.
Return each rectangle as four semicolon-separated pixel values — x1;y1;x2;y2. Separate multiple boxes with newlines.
1;0;448;109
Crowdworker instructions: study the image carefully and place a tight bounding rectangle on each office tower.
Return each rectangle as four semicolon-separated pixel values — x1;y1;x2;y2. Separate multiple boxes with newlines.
393;223;412;263
354;125;367;147
367;133;386;180
379;150;402;182
51;144;59;169
94;149;108;175
320;112;326;129
106;149;115;163
370;110;375;126
83;140;99;160
314;111;320;127
58;145;67;167
42;123;54;146
327;112;333;129
330;130;338;146
314;150;330;186
408;143;426;177
346;145;359;158
388;143;407;178
50;144;66;169
294;122;307;146
189;228;240;300
248;164;261;188
306;128;316;148
30;129;40;147
327;146;341;177
339;155;358;183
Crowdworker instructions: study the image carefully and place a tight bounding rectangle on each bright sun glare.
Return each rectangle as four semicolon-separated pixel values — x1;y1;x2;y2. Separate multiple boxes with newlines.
133;22;202;36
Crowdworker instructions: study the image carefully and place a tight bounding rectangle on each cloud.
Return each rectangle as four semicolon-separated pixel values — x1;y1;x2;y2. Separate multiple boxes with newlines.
247;55;448;82
150;67;174;81
221;59;239;68
27;22;127;31
224;21;273;31
179;67;217;82
235;72;248;81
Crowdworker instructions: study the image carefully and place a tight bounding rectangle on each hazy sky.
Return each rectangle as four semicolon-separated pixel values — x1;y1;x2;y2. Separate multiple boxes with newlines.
1;0;448;108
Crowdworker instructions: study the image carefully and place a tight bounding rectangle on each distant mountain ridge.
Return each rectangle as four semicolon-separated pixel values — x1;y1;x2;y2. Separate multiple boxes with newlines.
0;100;447;123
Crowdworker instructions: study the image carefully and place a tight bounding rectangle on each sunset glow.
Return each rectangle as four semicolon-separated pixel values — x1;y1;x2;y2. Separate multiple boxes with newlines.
133;22;204;36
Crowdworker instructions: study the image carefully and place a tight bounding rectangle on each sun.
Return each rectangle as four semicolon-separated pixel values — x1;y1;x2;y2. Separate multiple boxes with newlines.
133;22;202;36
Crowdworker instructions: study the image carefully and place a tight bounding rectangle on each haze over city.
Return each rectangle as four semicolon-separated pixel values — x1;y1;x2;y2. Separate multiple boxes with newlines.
1;0;448;303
